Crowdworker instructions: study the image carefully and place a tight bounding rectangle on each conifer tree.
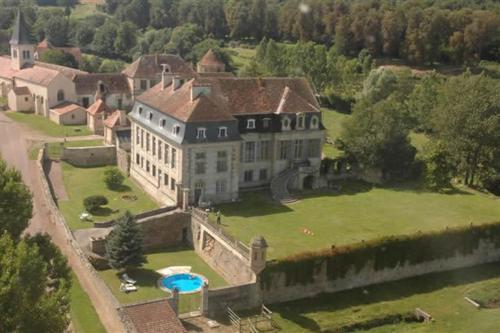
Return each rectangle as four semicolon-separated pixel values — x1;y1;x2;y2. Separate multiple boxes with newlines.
105;211;145;271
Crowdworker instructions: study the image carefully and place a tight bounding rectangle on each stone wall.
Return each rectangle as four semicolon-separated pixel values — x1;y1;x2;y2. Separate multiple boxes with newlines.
260;239;500;304
117;148;130;175
62;145;116;167
191;211;256;285
202;283;261;318
140;210;191;251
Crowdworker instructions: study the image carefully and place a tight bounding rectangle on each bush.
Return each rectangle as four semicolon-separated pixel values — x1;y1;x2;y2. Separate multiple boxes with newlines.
482;174;500;196
104;168;125;190
83;195;108;214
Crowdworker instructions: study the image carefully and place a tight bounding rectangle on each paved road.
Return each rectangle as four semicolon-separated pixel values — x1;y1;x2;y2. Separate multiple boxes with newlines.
0;112;122;332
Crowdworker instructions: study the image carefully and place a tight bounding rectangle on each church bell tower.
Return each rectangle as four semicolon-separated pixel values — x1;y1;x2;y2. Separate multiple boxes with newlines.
10;10;36;70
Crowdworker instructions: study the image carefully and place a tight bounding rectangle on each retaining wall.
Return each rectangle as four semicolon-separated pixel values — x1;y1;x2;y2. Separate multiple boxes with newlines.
202;283;261;318
62;145;116;167
260;239;500;304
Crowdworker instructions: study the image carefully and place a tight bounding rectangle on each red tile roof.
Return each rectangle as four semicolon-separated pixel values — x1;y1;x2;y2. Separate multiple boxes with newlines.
121;299;186;333
123;54;196;79
0;56;18;79
87;99;113;116
104;110;129;128
73;73;131;96
137;77;319;123
199;49;224;66
51;102;84;115
14;66;61;86
11;86;30;95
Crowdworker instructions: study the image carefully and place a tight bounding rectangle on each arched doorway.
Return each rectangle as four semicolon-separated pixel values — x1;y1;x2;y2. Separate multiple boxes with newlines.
194;181;205;206
303;175;314;189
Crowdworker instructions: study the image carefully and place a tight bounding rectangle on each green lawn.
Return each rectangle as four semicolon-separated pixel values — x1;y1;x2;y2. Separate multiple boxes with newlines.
6;112;92;137
47;140;104;159
225;47;257;70
321;108;351;159
59;162;158;230
265;263;500;333
213;182;500;259
70;273;106;333
98;248;227;313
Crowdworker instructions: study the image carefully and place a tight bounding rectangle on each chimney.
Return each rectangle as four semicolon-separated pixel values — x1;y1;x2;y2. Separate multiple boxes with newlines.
119;109;127;126
161;64;172;90
191;82;212;101
172;76;184;91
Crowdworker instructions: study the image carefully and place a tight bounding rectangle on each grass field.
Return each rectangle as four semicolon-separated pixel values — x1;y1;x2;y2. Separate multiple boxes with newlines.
225;47;257;70
213;182;500;259
47;140;104;159
98;248;227;313
264;263;500;332
321;108;350;158
6;112;92;137
59;162;158;230
70;273;106;333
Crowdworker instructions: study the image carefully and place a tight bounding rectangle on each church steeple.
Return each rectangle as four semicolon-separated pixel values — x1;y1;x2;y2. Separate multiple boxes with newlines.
10;10;36;70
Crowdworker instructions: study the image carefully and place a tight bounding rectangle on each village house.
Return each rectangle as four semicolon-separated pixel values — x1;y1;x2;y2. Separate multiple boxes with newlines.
34;38;82;64
128;61;325;207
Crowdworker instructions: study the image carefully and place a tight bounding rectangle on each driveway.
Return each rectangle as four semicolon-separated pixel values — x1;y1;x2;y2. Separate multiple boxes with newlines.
0;112;123;332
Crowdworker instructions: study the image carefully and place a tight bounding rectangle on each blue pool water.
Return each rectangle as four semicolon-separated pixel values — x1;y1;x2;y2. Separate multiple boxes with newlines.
161;273;204;293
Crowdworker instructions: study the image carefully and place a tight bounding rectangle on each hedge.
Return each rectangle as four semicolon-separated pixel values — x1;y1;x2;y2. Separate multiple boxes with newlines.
261;221;500;290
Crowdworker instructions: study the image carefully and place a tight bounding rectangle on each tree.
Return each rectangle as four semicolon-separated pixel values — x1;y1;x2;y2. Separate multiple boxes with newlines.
381;10;404;57
335;16;351;56
83;195;108;214
45;16;69;46
362;67;398;103
98;59;126;73
105;211;145;271
114;22;137;57
0;158;32;240
339;98;416;180
39;49;78;69
0;233;71;333
432;73;500;186
74;23;95;47
422;142;454;191
104;167;125;190
92;20;118;57
407;72;443;132
164;23;202;59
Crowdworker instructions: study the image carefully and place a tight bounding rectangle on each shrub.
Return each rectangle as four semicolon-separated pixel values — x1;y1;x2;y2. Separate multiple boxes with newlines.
104;168;125;190
482;174;500;196
83;195;108;214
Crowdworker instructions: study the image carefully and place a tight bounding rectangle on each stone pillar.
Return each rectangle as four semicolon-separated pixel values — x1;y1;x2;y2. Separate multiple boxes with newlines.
250;236;268;274
200;282;209;316
182;188;189;211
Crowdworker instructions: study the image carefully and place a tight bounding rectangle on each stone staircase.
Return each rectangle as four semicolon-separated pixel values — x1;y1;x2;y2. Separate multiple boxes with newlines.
271;168;299;204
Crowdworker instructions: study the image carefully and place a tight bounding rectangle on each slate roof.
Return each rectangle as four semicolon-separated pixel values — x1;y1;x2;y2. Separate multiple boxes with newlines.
123;54;196;79
137;77;319;123
121;299;186;333
199;49;224;66
51;102;83;115
73;73;131;96
11;86;30;95
87;99;113;116
10;10;36;45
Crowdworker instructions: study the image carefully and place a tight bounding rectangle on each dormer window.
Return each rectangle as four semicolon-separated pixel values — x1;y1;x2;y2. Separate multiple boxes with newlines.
172;125;181;135
282;117;291;131
263;118;271;129
160;119;166;128
297;113;305;129
218;127;228;138
196;127;207;139
148;112;153;121
310;116;319;129
138;107;143;115
247;119;256;129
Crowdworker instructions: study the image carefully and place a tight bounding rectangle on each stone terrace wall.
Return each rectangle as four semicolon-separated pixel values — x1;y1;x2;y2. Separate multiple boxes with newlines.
140;210;191;251
191;209;256;285
62;145;116;167
260;239;500;304
202;283;261;318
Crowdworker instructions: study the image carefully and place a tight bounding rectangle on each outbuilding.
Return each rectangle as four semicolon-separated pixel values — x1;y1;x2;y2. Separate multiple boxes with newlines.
49;102;87;125
8;86;32;111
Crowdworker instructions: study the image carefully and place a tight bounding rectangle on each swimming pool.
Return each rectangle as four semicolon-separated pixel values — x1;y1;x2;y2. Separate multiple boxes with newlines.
160;273;206;294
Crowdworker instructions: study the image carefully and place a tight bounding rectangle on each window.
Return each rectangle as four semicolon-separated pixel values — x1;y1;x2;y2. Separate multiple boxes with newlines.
282;117;291;130
141;156;144;168
171;148;176;169
196;127;206;139
217;151;228;173
136;153;140;164
195;152;206;160
195;161;206;175
244;170;253;182
293;139;303;159
164;173;169;186
160;119;166;128
138;107;143;115
158;141;162;160
263;118;271;129
244;141;256;163
146;160;150;172
118;98;123;109
310;116;319;129
140;129;144;148
247;119;256;129
164;144;169;165
22;50;30;60
216;180;227;194
297;113;305;129
140;80;147;90
172;125;181;136
148;112;153;121
218;127;227;138
152;165;156;177
146;133;150;151
279;141;291;160
258;141;270;161
71;114;75;119
308;139;321;158
150;80;156;87
82;97;90;108
57;90;65;102
152;137;157;156
259;169;268;181
24;97;28;102
170;178;176;191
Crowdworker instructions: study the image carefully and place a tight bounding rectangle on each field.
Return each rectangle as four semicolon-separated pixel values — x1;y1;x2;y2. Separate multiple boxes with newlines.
98;248;227;313
265;263;500;332
58;162;158;230
6;112;92;137
213;183;500;259
70;273;106;333
321;108;350;158
225;47;257;70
